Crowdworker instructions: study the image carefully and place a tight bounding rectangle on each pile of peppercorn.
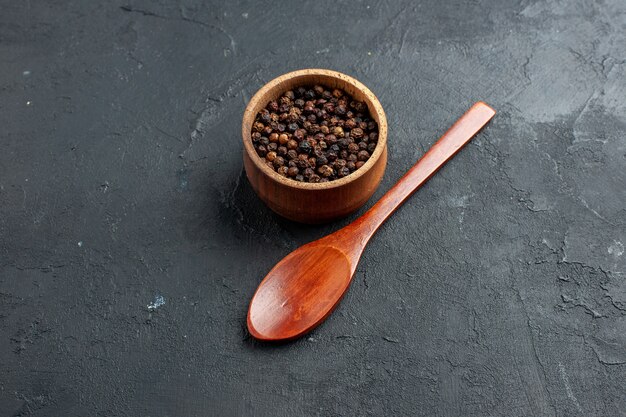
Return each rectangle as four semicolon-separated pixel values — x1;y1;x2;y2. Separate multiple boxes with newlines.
251;85;378;183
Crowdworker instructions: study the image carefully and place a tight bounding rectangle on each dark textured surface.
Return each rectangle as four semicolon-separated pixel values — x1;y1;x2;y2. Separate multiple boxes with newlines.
1;0;625;415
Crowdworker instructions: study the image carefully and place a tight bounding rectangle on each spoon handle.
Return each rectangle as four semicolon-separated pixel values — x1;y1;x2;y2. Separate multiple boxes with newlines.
343;102;496;246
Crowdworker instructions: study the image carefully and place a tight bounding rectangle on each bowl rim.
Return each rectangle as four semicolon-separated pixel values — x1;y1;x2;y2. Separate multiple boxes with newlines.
242;68;388;190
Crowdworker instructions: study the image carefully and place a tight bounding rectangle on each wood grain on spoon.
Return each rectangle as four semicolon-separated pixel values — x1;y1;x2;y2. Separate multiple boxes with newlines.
248;102;496;341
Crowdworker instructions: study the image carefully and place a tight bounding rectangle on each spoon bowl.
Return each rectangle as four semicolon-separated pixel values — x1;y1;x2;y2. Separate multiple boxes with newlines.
247;239;355;341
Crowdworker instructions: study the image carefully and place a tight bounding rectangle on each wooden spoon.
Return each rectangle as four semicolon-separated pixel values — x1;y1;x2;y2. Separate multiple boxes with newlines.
247;102;496;341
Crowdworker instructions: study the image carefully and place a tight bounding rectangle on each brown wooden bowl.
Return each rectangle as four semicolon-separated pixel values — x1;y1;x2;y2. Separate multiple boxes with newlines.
242;69;388;224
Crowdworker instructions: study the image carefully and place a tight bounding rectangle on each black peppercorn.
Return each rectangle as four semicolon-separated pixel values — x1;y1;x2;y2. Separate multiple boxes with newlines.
367;142;377;153
344;119;356;130
318;165;334;178
316;155;328;166
304;90;316;100
338;138;349;149
353;101;368;113
277;166;289;176
287;140;298;150
332;126;344;137
357;150;370;161
298;140;312;154
287;166;299;177
334;159;347;170
293;129;305;141
256;145;267;157
337;167;350;177
287;109;300;123
346;161;356;171
310;147;322;158
351;127;364;139
268;101;279;112
287;149;298;160
266;151;277;162
253;122;264;133
296;159;308;170
260;110;271;124
277;146;287;156
273;156;286;168
267;142;278;152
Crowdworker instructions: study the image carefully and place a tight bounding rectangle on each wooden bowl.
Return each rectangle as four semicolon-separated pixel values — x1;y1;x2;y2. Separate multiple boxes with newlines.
242;69;388;224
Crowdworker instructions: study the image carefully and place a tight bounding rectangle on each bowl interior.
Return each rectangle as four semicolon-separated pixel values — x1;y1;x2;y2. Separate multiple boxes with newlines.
242;69;387;190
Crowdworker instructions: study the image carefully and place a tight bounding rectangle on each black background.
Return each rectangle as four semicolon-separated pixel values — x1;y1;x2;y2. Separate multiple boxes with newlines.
2;0;625;416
